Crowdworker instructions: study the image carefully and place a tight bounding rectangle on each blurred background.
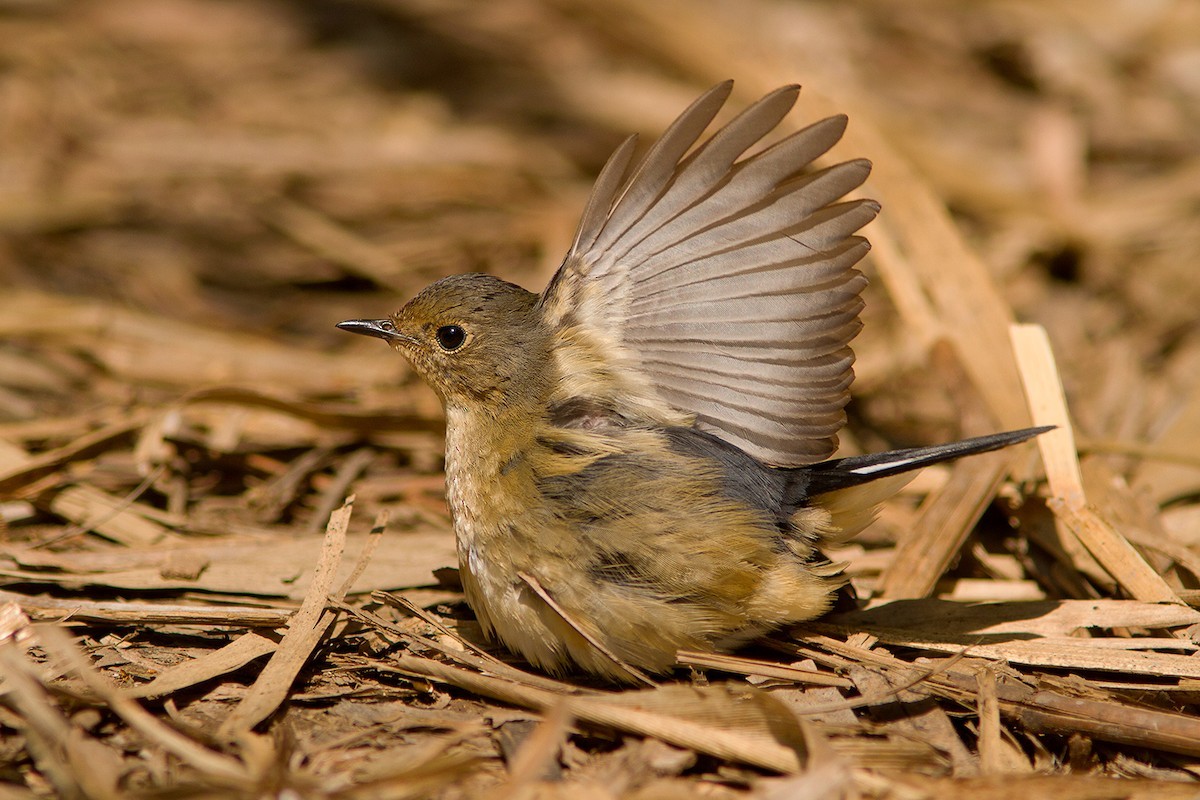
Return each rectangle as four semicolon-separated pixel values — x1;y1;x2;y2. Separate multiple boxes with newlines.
3;2;1200;793
2;0;1199;544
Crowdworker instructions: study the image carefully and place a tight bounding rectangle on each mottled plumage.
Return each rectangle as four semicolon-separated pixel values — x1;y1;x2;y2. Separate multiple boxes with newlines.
338;82;1047;681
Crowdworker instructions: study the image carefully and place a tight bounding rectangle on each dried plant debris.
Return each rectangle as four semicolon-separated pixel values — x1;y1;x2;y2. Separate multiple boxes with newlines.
2;0;1200;796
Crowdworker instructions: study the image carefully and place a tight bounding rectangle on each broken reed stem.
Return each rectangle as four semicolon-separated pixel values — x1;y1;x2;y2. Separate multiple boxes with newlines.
1010;324;1180;604
218;497;354;738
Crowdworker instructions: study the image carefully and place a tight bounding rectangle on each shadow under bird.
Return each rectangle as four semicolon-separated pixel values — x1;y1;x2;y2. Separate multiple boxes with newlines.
338;81;1048;683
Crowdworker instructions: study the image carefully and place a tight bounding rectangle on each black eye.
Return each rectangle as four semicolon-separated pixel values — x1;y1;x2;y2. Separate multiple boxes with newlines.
435;325;466;351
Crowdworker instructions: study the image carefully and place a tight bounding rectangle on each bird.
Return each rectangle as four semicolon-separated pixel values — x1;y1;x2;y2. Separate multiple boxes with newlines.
337;81;1048;683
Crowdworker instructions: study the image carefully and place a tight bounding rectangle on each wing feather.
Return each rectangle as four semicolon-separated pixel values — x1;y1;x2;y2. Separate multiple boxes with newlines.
588;81;734;255
541;83;877;466
614;162;871;270
568;134;640;257
632;238;868;301
606;85;801;256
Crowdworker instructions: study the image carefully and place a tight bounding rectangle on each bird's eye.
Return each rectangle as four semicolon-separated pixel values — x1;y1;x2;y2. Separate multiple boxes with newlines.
380;319;397;333
435;325;466;351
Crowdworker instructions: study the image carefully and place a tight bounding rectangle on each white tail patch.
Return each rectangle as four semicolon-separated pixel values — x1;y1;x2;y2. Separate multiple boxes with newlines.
848;454;924;475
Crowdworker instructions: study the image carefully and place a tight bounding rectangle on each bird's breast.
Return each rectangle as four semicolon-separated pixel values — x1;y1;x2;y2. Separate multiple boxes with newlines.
443;407;490;552
442;406;537;566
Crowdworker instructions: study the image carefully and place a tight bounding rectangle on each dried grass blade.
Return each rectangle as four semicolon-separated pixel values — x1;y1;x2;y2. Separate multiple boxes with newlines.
387;654;803;773
848;664;974;774
1;591;292;627
45;486;172;547
127;631;281;699
0;641;103;800
878;450;1018;599
675;650;852;687
493;701;572;798
218;497;353;736
0;413;150;494
1006;683;1200;759
34;624;250;786
1011;323;1180;604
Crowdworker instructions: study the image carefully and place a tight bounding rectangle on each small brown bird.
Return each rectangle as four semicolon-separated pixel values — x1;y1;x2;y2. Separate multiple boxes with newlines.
339;82;1046;682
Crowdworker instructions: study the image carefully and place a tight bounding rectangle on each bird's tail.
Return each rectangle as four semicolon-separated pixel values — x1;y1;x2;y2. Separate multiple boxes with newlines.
800;426;1051;542
804;426;1051;495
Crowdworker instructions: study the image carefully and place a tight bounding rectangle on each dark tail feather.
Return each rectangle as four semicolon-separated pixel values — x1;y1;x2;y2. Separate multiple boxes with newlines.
803;426;1052;496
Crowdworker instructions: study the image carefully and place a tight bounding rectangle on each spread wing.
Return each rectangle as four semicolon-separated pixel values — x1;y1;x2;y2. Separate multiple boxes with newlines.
539;81;878;467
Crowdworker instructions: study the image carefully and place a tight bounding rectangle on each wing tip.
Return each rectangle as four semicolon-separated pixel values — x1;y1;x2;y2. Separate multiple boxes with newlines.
821;112;850;133
769;83;802;103
702;79;736;107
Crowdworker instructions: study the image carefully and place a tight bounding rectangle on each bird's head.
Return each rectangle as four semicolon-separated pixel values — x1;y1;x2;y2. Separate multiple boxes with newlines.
338;273;551;413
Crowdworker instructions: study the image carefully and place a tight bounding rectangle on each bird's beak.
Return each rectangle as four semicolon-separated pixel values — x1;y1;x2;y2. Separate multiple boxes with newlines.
336;318;408;343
